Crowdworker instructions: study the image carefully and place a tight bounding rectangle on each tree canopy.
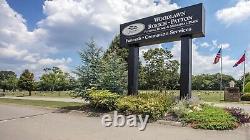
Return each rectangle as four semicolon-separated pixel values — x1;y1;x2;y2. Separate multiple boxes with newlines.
0;71;17;92
141;48;180;91
39;67;71;91
18;69;35;96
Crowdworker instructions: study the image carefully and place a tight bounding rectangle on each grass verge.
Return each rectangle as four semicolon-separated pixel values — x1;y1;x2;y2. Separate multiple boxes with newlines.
3;91;72;98
0;98;82;108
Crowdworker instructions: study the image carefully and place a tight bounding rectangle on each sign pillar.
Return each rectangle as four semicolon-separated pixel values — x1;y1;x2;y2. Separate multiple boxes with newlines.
128;45;139;95
180;36;192;99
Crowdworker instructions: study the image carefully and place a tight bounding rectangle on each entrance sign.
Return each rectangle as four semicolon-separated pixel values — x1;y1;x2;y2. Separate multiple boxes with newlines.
120;3;205;47
120;3;205;99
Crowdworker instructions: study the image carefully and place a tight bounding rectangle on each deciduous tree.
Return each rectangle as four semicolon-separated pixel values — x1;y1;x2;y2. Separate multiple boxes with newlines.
18;69;35;96
0;71;17;92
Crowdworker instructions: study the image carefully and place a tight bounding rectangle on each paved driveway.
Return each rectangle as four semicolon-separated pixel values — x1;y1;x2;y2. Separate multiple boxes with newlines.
0;104;250;140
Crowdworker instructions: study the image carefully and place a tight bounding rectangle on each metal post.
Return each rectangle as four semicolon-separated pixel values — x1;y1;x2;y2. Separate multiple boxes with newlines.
220;46;223;100
243;50;246;93
128;45;139;95
220;46;223;91
180;36;192;99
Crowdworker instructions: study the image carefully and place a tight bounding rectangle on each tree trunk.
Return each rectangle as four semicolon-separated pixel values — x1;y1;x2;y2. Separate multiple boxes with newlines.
3;88;5;92
29;90;31;96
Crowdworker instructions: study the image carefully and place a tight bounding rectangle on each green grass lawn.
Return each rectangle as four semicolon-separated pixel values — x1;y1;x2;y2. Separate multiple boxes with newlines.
193;90;224;102
3;91;72;98
0;98;82;108
139;90;224;102
1;90;249;104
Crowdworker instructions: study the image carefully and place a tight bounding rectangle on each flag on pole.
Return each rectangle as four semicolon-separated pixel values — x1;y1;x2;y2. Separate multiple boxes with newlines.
213;48;222;64
233;53;245;67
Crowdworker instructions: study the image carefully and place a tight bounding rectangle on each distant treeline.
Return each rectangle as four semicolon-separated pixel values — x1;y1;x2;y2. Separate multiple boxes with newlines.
0;35;247;96
0;67;75;96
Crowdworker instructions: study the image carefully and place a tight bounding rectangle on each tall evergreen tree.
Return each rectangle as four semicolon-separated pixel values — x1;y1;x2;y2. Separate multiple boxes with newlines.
74;39;103;98
101;51;127;93
103;35;128;63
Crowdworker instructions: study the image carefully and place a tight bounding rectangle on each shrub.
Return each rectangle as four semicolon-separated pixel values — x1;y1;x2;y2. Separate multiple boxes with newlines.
88;90;120;110
184;105;237;130
225;107;250;124
244;82;250;93
169;99;203;120
116;93;175;120
241;93;250;101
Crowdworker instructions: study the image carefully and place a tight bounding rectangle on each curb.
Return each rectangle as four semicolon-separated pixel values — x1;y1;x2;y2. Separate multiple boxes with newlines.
156;120;183;127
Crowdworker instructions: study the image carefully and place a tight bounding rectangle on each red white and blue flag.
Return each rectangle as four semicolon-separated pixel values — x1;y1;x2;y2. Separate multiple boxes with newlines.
233;53;245;67
213;48;222;64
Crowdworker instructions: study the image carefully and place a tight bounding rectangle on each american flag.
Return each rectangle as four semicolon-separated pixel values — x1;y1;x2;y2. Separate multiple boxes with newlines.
213;48;221;64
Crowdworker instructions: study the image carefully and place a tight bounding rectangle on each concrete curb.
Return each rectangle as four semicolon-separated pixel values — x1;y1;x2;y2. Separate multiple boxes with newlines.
156;120;183;127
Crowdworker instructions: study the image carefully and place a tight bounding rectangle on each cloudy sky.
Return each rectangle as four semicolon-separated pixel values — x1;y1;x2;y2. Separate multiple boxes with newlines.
1;0;250;79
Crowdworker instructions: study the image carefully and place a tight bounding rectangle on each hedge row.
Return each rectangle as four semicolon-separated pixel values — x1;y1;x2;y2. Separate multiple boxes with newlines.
88;90;175;120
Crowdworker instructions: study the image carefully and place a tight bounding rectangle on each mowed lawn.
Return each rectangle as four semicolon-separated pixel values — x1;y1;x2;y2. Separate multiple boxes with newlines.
0;98;82;108
2;91;72;98
139;90;224;102
1;90;249;104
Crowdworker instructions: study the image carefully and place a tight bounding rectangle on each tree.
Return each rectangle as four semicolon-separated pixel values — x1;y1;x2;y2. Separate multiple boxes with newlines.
100;51;127;93
242;72;250;86
0;71;17;92
244;82;250;93
192;73;235;90
6;75;18;91
143;48;179;92
139;61;148;90
236;72;250;92
39;67;70;92
18;69;35;96
74;39;103;98
103;35;128;63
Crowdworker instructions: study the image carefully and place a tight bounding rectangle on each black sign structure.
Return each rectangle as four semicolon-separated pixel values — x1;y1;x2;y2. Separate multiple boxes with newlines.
120;3;205;99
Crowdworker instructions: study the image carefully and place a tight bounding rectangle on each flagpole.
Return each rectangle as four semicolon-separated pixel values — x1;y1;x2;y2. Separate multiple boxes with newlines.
220;46;223;101
220;46;223;91
243;50;246;93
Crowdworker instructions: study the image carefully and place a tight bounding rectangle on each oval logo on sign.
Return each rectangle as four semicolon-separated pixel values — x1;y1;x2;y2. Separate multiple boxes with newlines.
122;23;145;36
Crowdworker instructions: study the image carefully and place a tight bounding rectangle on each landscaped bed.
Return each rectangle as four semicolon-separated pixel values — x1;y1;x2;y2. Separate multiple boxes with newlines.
87;89;250;130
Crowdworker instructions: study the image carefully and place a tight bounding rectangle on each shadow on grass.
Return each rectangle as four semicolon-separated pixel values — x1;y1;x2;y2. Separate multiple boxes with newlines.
55;104;111;117
16;95;25;97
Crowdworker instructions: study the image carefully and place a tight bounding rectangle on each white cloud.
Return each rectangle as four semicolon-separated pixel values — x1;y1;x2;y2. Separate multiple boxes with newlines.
139;44;163;64
200;42;210;48
169;41;243;79
216;0;250;25
221;43;230;49
0;0;71;77
36;0;179;49
0;0;179;77
207;40;230;52
2;0;247;80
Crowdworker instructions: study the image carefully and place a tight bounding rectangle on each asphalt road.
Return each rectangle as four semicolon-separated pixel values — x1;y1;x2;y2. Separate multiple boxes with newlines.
0;104;250;140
